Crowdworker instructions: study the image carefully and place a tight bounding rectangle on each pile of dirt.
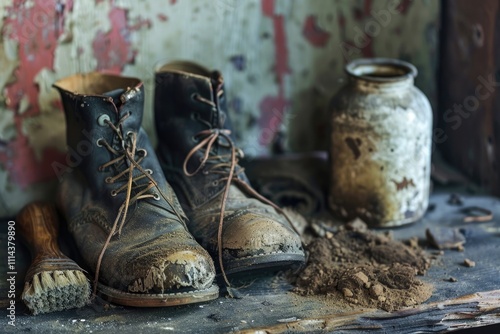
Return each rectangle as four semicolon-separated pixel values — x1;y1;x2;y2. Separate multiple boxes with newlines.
293;220;433;312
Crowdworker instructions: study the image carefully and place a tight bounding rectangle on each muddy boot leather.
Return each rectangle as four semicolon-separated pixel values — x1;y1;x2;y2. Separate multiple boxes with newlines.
54;73;217;305
154;62;305;276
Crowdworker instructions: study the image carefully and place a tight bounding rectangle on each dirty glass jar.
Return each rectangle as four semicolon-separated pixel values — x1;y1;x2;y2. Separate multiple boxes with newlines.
328;58;432;227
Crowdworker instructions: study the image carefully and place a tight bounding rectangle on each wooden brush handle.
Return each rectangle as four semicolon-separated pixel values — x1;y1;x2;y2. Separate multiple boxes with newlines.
17;202;82;280
17;202;66;260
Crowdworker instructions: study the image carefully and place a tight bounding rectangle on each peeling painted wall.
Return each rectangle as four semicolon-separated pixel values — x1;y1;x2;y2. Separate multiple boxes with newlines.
0;0;439;217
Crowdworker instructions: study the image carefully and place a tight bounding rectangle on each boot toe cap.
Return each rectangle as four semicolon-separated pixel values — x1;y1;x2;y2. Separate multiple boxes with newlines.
127;248;216;293
221;213;304;269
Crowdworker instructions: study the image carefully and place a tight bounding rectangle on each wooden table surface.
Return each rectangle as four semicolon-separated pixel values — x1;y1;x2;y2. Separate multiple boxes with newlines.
1;191;500;333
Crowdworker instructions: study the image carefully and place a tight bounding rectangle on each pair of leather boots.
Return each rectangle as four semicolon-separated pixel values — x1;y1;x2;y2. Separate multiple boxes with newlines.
53;61;304;307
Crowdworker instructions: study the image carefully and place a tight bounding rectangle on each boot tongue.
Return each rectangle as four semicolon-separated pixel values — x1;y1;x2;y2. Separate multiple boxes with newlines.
103;88;126;109
209;71;227;129
210;70;223;86
103;88;129;153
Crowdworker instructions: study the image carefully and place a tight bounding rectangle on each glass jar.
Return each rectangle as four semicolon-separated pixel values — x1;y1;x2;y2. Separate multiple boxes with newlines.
328;58;432;227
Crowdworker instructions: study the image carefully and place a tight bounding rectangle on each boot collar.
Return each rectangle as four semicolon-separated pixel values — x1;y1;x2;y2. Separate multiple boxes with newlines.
156;61;227;129
53;72;145;130
53;72;142;100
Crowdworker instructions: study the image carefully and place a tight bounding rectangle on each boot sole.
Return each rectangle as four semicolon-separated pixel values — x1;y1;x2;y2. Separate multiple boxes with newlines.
97;283;219;307
224;252;306;276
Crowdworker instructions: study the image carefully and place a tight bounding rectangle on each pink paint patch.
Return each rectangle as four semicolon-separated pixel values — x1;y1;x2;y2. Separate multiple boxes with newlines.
397;0;413;15
1;0;66;188
157;14;168;22
261;0;274;16
364;0;373;16
258;96;290;146
302;15;330;47
361;41;374;58
92;6;134;72
170;0;177;4
272;16;290;80
353;8;364;21
259;0;290;147
338;13;346;29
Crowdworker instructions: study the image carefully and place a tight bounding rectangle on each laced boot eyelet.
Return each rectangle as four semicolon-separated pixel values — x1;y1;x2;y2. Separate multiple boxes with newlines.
110;190;118;197
126;131;134;138
138;149;148;157
105;177;113;184
153;193;160;201
212;180;218;186
145;169;153;175
191;136;198;143
97;114;111;127
202;170;209;175
96;138;104;147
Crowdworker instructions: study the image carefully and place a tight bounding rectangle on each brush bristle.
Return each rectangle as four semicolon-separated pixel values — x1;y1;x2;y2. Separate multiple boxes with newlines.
22;270;91;315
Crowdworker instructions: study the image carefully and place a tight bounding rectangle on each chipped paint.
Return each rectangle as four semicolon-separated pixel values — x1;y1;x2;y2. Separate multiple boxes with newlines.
1;0;65;191
397;0;413;15
302;15;331;47
258;0;290;146
229;55;246;71
0;0;439;217
92;6;133;72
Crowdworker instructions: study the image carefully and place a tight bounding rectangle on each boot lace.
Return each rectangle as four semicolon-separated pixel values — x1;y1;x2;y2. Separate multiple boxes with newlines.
93;111;184;295
184;89;301;288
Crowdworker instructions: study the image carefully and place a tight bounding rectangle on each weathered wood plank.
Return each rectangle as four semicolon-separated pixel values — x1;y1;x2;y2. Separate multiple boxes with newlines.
1;192;500;333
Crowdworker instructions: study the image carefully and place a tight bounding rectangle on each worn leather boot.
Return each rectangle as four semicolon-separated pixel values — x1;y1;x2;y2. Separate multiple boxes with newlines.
154;62;305;281
54;73;218;306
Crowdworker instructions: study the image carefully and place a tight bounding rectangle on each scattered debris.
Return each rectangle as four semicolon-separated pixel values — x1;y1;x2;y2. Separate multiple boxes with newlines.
293;220;432;312
277;317;298;323
426;227;466;250
461;206;493;223
448;193;464;206
445;277;458;282
207;312;222;322
261;300;272;306
345;218;368;232
342;288;354;298
463;259;476;268
427;203;436;212
406;237;420;249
